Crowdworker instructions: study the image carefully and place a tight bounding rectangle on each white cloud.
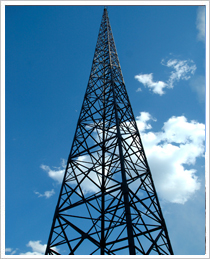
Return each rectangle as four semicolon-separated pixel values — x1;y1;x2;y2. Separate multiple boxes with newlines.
5;248;18;255
134;73;167;95
18;240;60;255
196;6;205;43
136;87;142;92
40;158;66;184
27;240;46;254
161;58;197;88
70;155;103;194
34;189;55;198
42;113;204;205
136;112;205;204
136;111;156;131
40;157;102;194
20;240;47;255
135;58;196;95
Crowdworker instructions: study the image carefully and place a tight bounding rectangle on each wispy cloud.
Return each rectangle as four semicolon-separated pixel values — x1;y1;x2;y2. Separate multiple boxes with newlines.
136;112;205;204
135;73;167;95
196;6;205;43
161;58;196;88
5;248;18;255
34;189;55;198
5;248;12;253
135;58;197;95
40;158;66;184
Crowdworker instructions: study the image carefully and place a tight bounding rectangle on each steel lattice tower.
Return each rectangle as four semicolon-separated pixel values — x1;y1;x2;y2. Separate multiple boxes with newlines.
45;7;173;255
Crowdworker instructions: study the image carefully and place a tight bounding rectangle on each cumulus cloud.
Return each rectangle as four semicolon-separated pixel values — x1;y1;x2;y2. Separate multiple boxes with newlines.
136;112;205;204
42;112;204;204
161;58;197;88
26;240;46;254
20;240;47;255
135;58;196;95
136;111;156;131
34;189;55;198
17;240;59;255
135;73;167;95
40;158;66;184
196;6;206;43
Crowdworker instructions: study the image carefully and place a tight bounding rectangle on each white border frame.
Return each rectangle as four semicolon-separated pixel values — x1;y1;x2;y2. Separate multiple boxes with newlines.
1;1;209;258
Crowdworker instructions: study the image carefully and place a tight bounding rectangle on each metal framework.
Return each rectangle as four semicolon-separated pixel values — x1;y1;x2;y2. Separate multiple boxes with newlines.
45;7;173;255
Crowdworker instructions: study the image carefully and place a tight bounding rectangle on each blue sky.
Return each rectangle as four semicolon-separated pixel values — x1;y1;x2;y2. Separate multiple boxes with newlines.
3;3;207;256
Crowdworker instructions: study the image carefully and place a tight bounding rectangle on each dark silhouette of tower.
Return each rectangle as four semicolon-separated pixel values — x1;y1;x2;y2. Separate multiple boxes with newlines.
45;7;173;255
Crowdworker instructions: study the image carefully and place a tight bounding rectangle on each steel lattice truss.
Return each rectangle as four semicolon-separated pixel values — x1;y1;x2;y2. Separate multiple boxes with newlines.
45;7;173;255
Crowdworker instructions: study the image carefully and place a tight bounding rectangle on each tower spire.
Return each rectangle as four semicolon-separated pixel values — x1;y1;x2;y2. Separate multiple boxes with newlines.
45;8;173;255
